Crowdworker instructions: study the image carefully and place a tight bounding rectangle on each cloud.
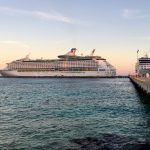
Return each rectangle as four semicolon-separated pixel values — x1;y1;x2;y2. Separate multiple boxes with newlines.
121;9;146;19
33;11;72;23
0;6;73;24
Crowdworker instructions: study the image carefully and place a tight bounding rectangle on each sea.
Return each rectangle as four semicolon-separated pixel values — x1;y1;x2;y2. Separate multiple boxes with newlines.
0;78;150;149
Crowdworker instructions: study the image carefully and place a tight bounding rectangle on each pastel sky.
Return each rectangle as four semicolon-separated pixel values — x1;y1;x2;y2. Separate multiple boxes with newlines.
0;0;150;75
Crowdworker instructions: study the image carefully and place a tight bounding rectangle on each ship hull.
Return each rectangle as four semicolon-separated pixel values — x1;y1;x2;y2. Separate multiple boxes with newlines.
1;70;116;77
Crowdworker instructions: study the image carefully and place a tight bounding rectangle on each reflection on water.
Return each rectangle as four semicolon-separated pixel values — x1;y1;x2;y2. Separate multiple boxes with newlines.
137;90;150;104
130;82;150;133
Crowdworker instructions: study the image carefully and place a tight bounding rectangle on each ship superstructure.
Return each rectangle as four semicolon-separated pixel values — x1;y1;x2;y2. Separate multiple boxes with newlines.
1;48;116;77
136;53;150;76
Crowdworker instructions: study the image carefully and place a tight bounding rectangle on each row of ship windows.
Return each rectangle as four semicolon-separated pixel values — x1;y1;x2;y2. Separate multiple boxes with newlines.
9;64;98;66
8;64;98;67
8;61;98;64
8;64;98;69
10;61;98;66
139;63;150;65
16;68;99;72
140;65;150;67
140;67;150;69
16;69;115;72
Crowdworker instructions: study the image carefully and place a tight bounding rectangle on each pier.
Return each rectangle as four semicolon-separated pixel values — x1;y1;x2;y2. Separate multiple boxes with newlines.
130;76;150;95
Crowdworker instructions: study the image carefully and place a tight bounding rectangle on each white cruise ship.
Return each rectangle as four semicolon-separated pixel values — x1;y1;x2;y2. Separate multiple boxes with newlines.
136;53;150;77
1;48;116;77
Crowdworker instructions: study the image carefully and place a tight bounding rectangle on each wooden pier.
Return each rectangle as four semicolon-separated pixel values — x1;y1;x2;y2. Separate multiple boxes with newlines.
129;76;150;95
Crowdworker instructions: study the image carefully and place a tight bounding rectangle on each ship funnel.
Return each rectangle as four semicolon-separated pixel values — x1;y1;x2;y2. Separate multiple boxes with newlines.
24;53;30;61
66;48;77;56
90;49;95;56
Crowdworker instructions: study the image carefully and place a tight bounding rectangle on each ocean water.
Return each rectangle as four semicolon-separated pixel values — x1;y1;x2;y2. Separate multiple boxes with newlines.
0;78;150;149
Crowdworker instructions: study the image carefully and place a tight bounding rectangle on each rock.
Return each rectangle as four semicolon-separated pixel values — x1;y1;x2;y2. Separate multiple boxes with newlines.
62;133;150;150
71;137;98;146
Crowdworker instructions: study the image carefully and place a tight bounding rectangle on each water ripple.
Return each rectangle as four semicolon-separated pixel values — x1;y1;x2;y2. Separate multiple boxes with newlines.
0;78;150;149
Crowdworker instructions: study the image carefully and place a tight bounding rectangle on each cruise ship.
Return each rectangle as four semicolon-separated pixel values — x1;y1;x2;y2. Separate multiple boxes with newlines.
136;53;150;77
1;48;116;77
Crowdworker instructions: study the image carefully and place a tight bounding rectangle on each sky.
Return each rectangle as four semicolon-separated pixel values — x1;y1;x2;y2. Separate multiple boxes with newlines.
0;0;150;75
